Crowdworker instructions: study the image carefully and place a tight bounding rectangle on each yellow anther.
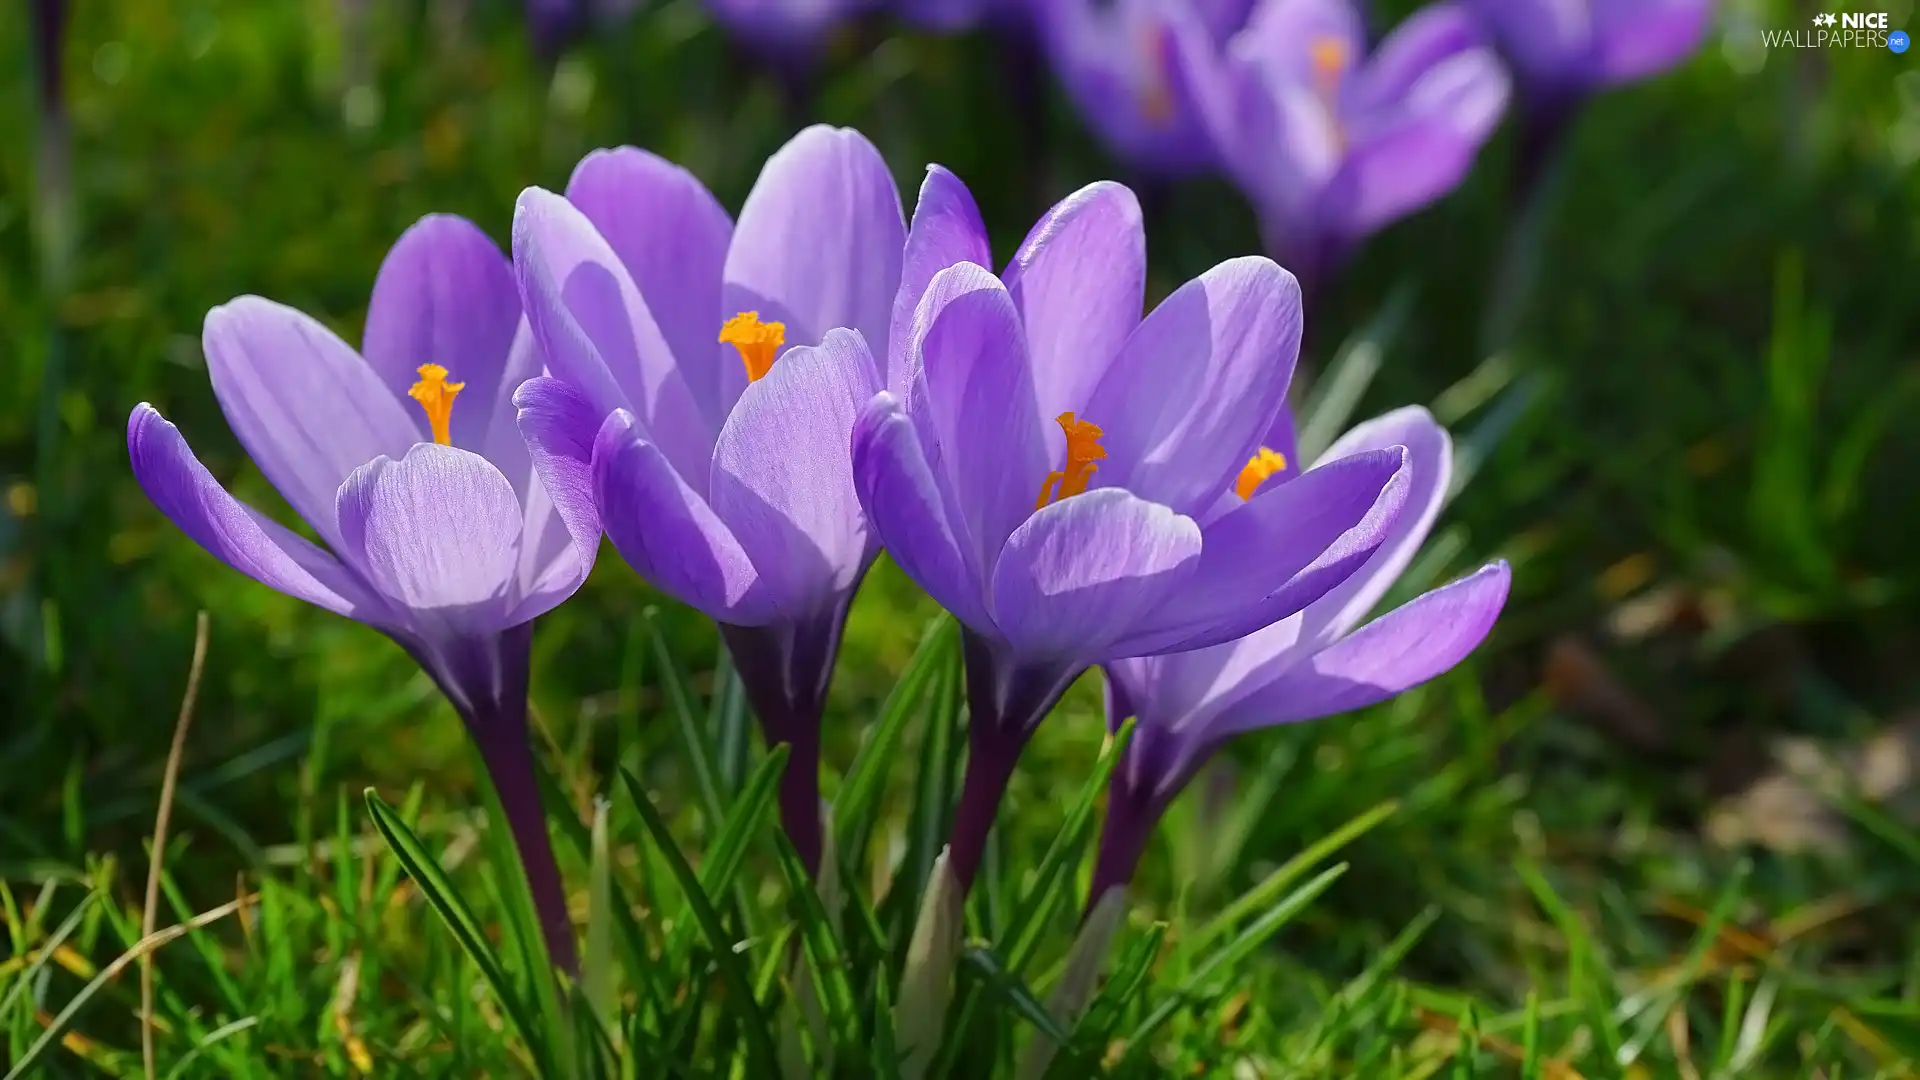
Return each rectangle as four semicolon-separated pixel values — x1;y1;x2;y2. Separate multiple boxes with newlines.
408;364;465;446
1234;446;1289;500
1036;412;1109;509
720;311;786;382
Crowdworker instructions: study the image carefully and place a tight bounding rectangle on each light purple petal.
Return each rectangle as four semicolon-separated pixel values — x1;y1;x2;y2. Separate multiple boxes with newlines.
1002;181;1146;420
591;410;773;624
512;375;606;612
1348;2;1491;115
1591;0;1711;84
202;295;418;551
362;214;525;458
888;166;992;394
1081;256;1302;517
1329;32;1509;238
987;488;1202;660
1210;561;1510;733
1233;0;1367;90
512;187;715;492
709;328;881;619
851;392;996;632
127;404;389;623
565;147;736;430
721;125;904;389
335;443;524;635
1470;0;1591;84
1116;445;1410;654
904;262;1050;584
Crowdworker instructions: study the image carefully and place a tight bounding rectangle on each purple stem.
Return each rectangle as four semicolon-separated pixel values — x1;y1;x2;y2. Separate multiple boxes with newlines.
946;723;1025;892
1087;770;1156;911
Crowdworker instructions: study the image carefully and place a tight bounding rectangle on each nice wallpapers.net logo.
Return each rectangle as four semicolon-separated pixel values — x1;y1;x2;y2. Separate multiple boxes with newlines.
1762;10;1910;50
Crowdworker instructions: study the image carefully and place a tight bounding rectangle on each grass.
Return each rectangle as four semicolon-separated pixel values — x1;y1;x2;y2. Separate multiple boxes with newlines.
3;0;1919;1075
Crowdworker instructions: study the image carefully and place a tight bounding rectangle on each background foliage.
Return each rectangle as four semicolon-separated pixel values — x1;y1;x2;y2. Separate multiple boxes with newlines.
2;0;1919;1075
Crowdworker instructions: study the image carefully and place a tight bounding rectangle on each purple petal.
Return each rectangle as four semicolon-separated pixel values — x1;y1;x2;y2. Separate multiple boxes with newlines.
1234;0;1367;90
1211;561;1510;733
987;488;1203;660
591;410;773;624
565;147;735;430
1116;445;1410;654
851;392;996;632
709;328;881;618
1002;181;1146;419
722;125;903;387
511;187;715;491
1348;2;1491;114
127;403;389;623
904;262;1051;583
202;295;417;551
1040;5;1221;175
335;443;524;634
512;375;606;614
362;214;525;462
1081;255;1302;516
1469;0;1591;85
1591;0;1712;85
888;166;992;393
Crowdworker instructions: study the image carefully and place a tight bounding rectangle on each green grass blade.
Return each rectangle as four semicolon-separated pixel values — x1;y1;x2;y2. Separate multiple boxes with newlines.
835;614;956;866
960;947;1073;1047
1189;800;1396;956
769;832;862;1052
641;608;729;827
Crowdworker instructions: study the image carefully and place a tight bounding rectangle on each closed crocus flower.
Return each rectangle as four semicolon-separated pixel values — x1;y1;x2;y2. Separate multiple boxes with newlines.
853;167;1414;887
1093;406;1511;899
704;0;877;52
1039;0;1259;177
1468;0;1712;105
128;216;597;974
1183;0;1511;288
512;126;905;873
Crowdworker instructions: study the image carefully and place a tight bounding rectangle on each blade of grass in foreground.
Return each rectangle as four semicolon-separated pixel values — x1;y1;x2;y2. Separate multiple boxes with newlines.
619;766;781;1075
365;789;553;1073
835;614;956;866
1188;800;1397;957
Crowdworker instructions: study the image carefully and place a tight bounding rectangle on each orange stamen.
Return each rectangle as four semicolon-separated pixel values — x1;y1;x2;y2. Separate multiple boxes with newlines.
719;311;786;382
1035;412;1109;509
407;364;465;446
1234;446;1289;500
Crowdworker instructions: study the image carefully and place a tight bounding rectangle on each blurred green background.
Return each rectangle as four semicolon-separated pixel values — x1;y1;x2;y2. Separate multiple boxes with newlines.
4;0;1920;1072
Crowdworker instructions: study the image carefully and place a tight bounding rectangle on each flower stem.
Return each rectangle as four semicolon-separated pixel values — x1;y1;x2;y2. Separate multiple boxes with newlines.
946;726;1024;891
469;711;580;977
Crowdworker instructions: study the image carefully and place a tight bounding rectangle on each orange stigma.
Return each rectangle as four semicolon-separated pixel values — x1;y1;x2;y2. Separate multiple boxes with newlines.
1310;35;1350;96
1036;412;1109;509
1234;446;1289;500
1138;23;1177;127
408;364;465;446
720;311;786;382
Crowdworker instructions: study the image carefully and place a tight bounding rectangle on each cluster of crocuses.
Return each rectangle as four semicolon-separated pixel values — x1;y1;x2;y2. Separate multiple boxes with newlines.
642;0;1711;291
128;124;1509;980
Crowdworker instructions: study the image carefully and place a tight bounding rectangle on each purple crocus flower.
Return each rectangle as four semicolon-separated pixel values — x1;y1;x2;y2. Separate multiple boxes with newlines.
703;0;877;52
893;0;1027;32
511;126;905;873
1038;0;1259;177
1468;0;1712;105
128;216;596;974
1182;0;1511;288
1092;405;1511;899
852;167;1414;887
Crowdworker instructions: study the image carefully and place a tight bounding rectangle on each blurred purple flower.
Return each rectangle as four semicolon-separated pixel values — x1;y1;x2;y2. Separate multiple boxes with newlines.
522;0;645;57
1468;0;1713;104
1184;0;1510;286
128;216;596;974
893;0;1026;32
512;126;905;872
704;0;878;52
1092;406;1511;898
1038;0;1259;176
852;167;1414;886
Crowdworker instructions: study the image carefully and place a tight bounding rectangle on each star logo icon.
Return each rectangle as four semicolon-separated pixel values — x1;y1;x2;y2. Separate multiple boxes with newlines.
1814;12;1839;26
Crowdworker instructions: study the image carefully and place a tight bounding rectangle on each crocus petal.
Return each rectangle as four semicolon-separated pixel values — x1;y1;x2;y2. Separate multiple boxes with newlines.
1210;561;1510;733
512;187;714;491
361;214;525;459
709;328;881;619
1591;0;1711;84
128;404;389;623
1233;0;1367;90
1296;406;1452;645
565;147;735;431
905;262;1051;582
1470;0;1590;84
1330;31;1510;238
987;488;1203;660
889;166;992;393
202;296;418;551
512;376;606;604
335;443;524;634
1002;181;1145;419
592;410;773;624
721;125;904;389
1081;255;1301;516
851;392;996;632
1116;445;1409;654
1348;2;1491;114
